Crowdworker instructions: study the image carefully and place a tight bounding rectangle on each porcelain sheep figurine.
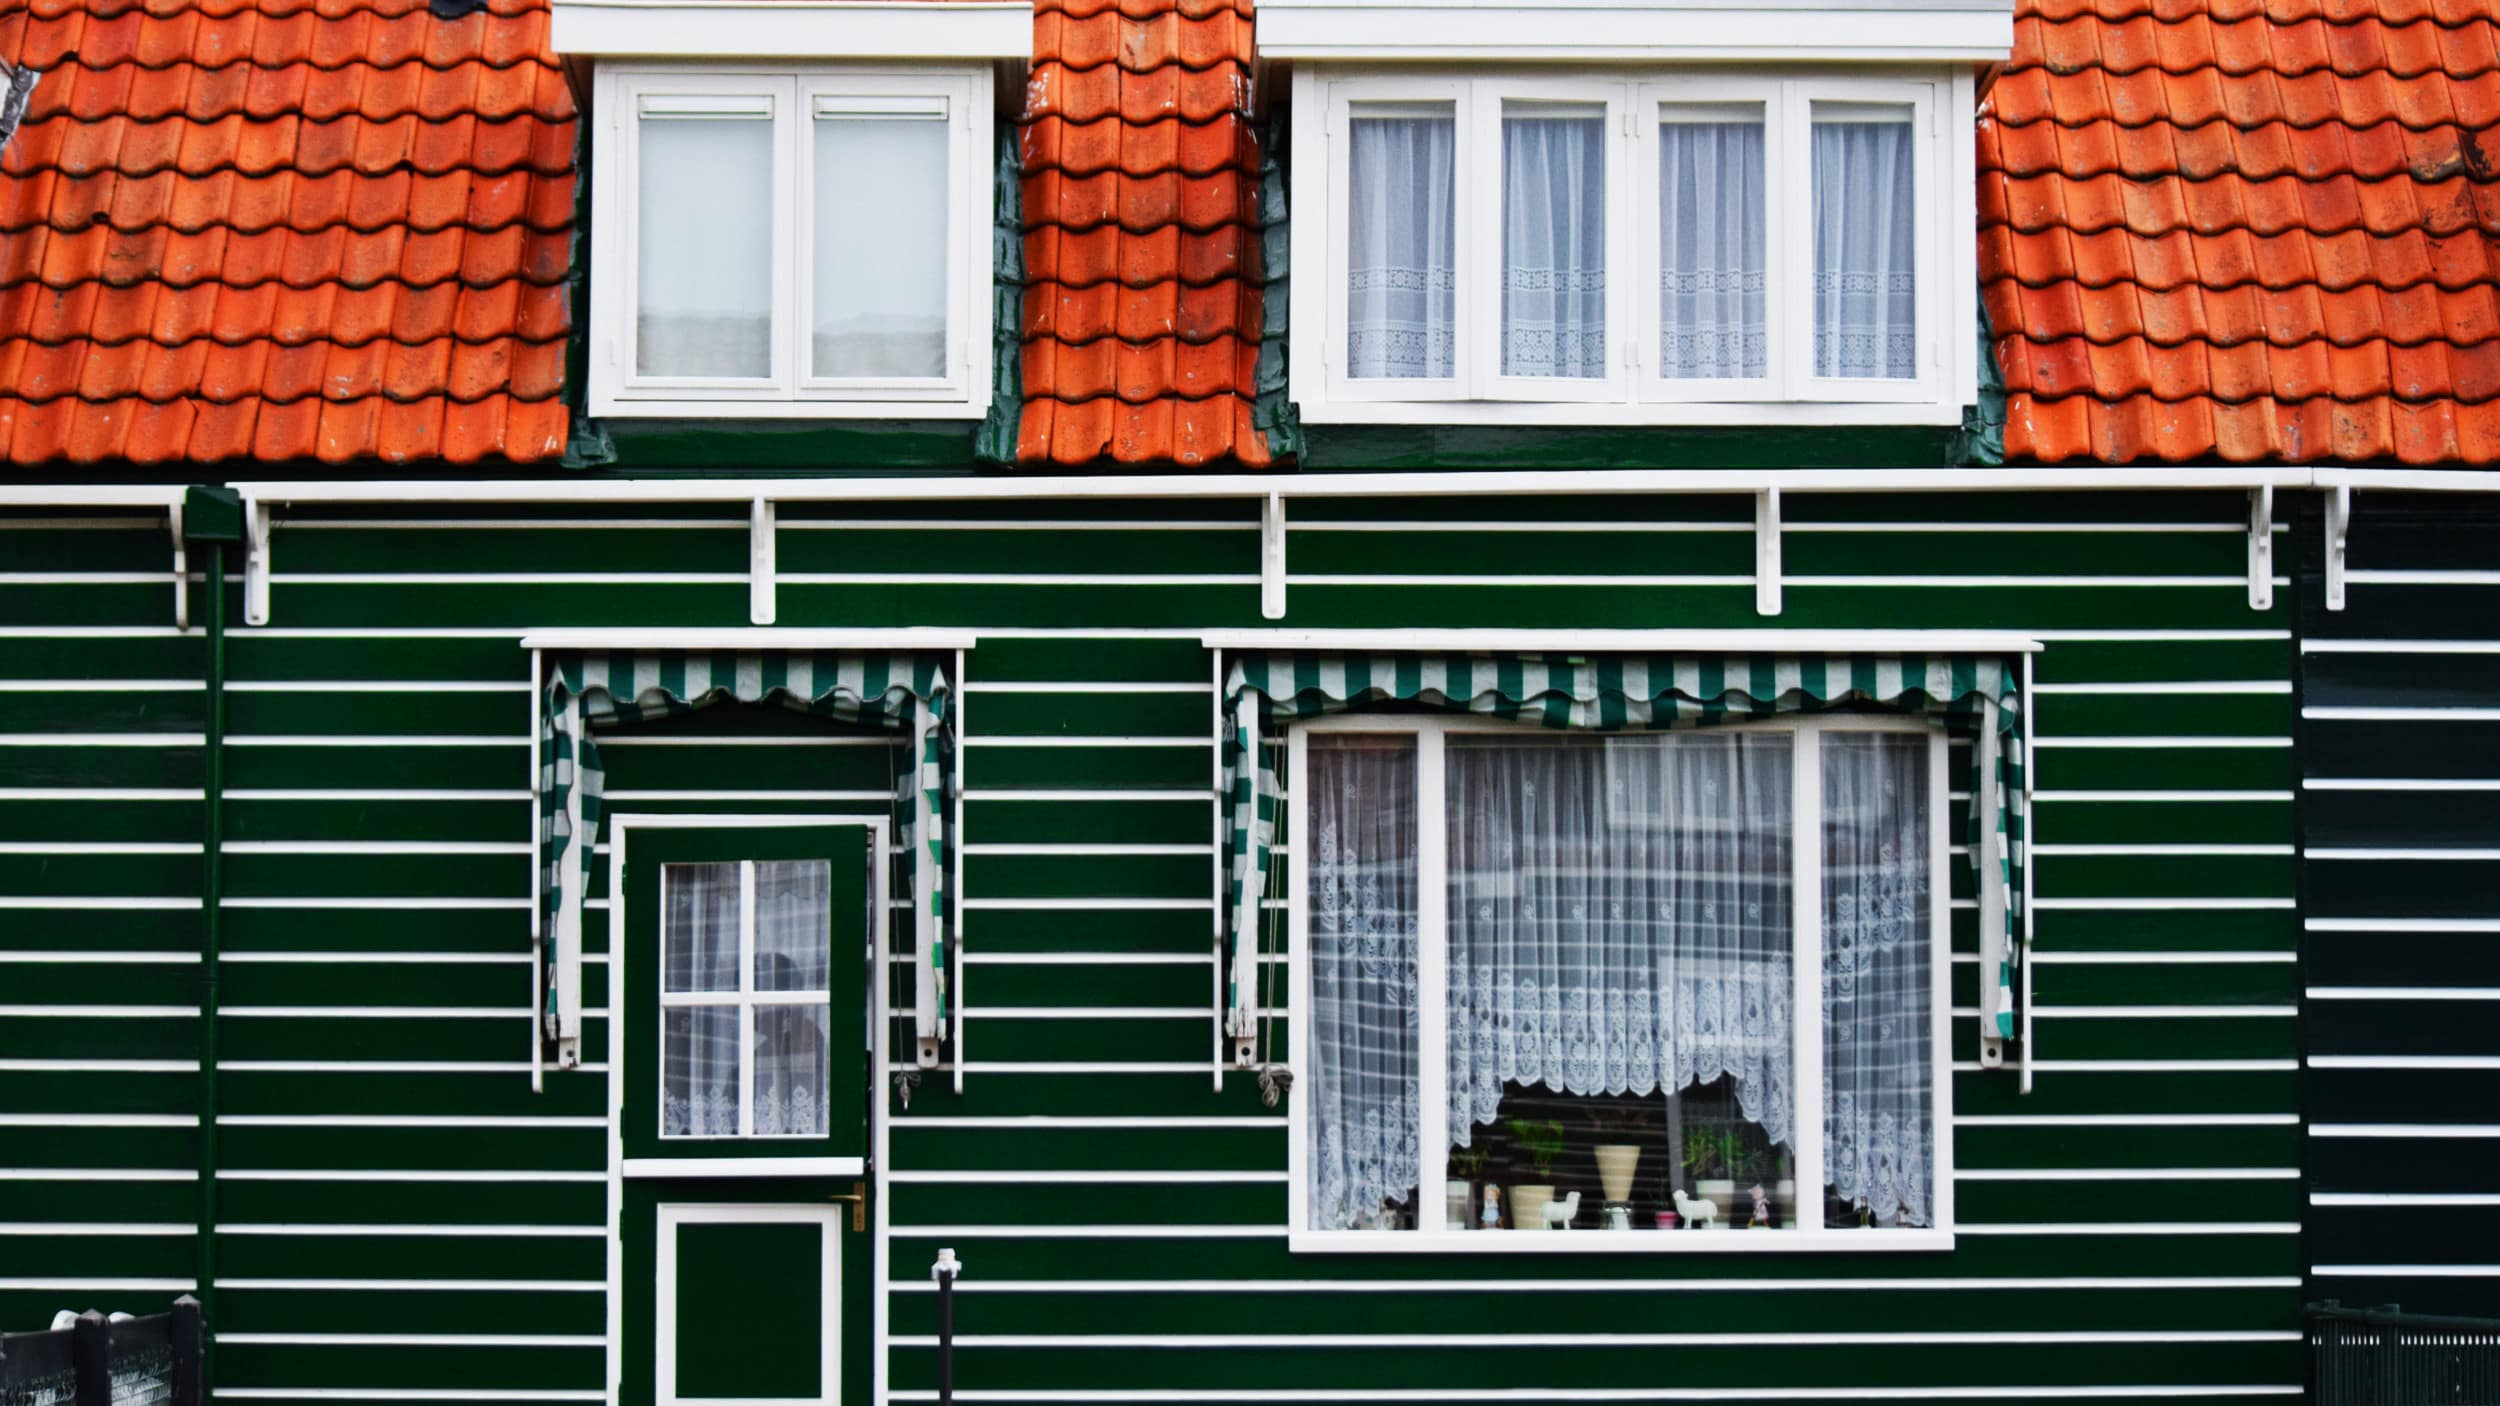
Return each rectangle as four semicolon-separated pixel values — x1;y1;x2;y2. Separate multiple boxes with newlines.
1672;1187;1719;1230
1542;1191;1582;1230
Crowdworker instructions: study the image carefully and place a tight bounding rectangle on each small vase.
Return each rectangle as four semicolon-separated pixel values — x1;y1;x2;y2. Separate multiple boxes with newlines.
1445;1182;1473;1230
1510;1183;1556;1231
1594;1144;1642;1204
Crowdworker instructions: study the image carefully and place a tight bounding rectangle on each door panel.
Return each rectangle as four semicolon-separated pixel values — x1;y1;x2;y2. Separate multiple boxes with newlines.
660;1207;836;1406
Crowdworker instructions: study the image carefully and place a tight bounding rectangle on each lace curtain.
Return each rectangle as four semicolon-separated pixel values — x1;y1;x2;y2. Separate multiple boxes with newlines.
1501;107;1608;379
1810;115;1917;379
637;111;774;379
659;859;835;1140
1307;739;1422;1231
1446;734;1795;1150
1657;118;1767;379
1347;112;1457;379
1822;734;1934;1227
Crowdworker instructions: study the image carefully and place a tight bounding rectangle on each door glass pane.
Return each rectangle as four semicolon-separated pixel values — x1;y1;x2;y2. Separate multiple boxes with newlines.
1446;733;1794;1232
636;106;774;379
1501;101;1607;380
1346;104;1456;380
1811;102;1916;380
663;862;740;993
1822;732;1934;1229
1306;735;1421;1230
813;110;949;379
756;859;832;991
663;1006;740;1138
1657;106;1766;380
754;1004;832;1137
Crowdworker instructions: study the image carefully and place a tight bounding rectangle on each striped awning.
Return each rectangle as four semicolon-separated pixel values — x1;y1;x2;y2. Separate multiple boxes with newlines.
1220;652;2027;1067
537;651;953;1070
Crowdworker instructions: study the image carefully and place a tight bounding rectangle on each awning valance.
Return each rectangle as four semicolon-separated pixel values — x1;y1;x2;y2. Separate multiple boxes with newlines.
537;650;954;1069
1221;652;2027;1067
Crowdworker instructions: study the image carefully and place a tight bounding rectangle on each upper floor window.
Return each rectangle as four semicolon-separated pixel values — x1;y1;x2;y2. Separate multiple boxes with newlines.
1291;69;1976;427
588;65;994;419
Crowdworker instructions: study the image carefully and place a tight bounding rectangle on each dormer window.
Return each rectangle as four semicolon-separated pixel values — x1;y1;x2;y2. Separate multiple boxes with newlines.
586;64;994;418
1291;69;1978;426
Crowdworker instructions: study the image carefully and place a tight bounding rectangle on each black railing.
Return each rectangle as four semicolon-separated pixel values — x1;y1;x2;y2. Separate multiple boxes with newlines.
2310;1300;2500;1406
0;1298;202;1406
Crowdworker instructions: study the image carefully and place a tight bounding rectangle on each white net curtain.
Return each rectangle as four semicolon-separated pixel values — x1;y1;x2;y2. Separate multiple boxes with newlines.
1822;734;1934;1227
1811;109;1918;380
1656;114;1766;380
1499;104;1608;379
1346;110;1458;379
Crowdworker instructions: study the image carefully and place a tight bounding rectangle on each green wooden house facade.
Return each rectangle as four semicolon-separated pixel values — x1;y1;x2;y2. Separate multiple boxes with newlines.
3;0;2497;1402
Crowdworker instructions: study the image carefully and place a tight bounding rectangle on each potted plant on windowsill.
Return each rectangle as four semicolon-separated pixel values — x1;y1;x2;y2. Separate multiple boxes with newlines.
1685;1127;1745;1217
1504;1118;1566;1230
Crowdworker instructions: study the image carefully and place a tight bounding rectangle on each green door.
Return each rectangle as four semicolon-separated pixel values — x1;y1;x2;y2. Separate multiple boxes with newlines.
616;820;877;1406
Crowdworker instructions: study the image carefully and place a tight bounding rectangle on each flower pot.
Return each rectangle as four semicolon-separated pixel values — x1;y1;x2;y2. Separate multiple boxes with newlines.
1695;1178;1736;1227
1445;1182;1473;1230
1594;1144;1642;1204
1510;1183;1556;1230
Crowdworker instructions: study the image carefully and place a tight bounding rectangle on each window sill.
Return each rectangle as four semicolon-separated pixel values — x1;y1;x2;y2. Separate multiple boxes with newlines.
591;397;991;421
1289;1229;1955;1254
1293;397;1967;428
624;1155;865;1179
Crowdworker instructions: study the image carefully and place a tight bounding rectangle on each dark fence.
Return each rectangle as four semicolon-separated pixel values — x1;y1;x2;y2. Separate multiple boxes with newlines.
2310;1300;2500;1406
0;1299;201;1406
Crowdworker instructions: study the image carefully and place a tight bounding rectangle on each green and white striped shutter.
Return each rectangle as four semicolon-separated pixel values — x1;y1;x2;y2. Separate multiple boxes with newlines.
1219;652;2027;1068
538;650;954;1070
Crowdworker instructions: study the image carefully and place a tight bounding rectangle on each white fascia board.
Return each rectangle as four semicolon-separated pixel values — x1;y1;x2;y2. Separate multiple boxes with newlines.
227;468;2322;505
1201;629;2045;654
517;628;980;652
0;486;187;509
550;0;1034;60
1254;2;2014;62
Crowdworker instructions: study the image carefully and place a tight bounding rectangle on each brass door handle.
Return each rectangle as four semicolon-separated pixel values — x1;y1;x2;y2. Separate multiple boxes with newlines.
827;1180;867;1232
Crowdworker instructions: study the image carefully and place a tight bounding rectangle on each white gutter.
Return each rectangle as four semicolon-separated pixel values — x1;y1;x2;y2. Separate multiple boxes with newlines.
6;465;2492;628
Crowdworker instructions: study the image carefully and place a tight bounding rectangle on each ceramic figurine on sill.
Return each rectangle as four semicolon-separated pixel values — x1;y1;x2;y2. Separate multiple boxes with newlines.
1749;1183;1772;1229
1541;1191;1582;1230
1671;1187;1717;1230
1481;1184;1502;1230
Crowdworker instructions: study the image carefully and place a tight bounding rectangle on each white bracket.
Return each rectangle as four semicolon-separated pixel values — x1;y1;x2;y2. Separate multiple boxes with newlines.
242;497;270;626
169;503;189;632
2325;485;2350;612
1260;492;1287;620
1754;488;1782;617
2246;486;2273;612
749;497;777;626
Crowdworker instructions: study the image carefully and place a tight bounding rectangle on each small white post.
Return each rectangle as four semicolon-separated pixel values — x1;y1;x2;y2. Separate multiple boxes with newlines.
2325;484;2351;612
2246;486;2273;612
169;502;188;632
1755;488;1782;617
1261;492;1287;620
749;497;776;625
242;496;270;626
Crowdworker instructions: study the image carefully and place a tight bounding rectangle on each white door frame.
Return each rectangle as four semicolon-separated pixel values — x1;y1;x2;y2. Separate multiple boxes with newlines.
605;813;892;1406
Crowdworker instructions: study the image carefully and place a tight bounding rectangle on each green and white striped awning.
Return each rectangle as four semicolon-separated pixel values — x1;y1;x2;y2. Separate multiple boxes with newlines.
1220;652;2027;1066
538;651;953;1069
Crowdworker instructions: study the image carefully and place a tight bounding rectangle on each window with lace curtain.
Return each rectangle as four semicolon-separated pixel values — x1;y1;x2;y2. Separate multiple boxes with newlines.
660;859;836;1140
1292;67;1974;427
1286;715;1952;1251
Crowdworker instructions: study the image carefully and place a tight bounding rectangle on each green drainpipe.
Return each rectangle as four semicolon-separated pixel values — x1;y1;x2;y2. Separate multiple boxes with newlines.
183;486;243;1379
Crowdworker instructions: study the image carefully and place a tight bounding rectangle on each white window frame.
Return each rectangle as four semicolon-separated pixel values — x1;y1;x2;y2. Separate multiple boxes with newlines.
590;62;994;419
658;857;836;1141
1284;712;1956;1254
1292;64;1977;427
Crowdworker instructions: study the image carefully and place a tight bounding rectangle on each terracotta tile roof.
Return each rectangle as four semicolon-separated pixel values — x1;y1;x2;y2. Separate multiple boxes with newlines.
1014;0;1272;467
0;0;575;467
1980;0;2500;465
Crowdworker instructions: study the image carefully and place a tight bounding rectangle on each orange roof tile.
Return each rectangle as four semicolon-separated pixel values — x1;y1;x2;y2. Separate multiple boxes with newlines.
1015;0;1271;468
1982;0;2500;464
0;0;574;467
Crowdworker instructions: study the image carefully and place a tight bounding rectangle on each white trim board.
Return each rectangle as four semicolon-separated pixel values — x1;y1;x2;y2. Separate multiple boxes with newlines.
1203;629;2042;654
551;1;1033;60
519;629;978;652
1256;0;2013;60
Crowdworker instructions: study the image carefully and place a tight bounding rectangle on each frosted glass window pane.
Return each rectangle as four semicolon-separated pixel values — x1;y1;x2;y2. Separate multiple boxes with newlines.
637;112;773;379
755;859;831;991
1501;102;1606;379
662;1007;739;1137
663;862;740;993
754;1004;832;1136
1346;107;1456;379
1811;106;1916;380
813;114;950;379
1657;115;1766;379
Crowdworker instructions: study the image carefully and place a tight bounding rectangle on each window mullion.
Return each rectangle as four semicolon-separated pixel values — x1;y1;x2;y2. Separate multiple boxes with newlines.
776;76;800;398
738;859;757;1137
1790;723;1826;1231
1415;725;1450;1235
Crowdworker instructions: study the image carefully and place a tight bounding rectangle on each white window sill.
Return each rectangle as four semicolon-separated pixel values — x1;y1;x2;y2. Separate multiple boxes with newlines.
1293;398;1967;428
625;1155;865;1178
590;397;991;420
1290;1229;1955;1254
